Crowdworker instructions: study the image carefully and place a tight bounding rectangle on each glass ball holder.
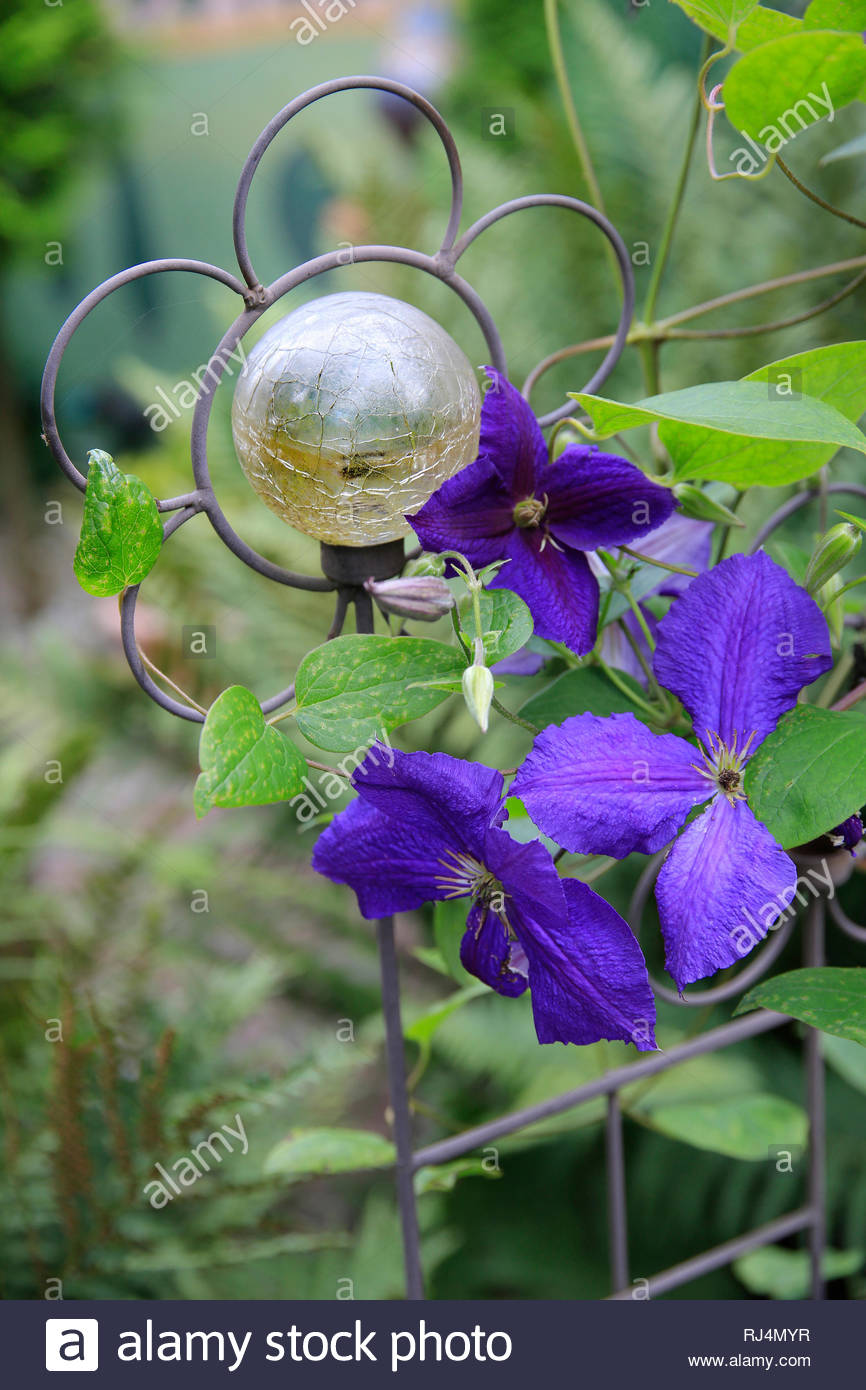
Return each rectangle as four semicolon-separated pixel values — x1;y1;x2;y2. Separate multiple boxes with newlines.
42;75;635;681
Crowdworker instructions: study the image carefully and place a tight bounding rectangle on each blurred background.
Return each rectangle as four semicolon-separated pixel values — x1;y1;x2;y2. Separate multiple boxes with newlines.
2;0;866;1300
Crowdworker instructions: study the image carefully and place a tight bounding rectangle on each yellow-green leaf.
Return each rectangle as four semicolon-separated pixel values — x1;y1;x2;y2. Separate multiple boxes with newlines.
194;686;307;818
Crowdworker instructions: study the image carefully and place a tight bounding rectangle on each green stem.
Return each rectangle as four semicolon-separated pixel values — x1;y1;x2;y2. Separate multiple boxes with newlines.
139;649;207;716
618;618;657;688
642;35;710;326
618;545;698;579
490;695;540;736
832;676;866;713
543;0;607;216
594;654;660;719
818;652;854;709
776;156;866;232
659;255;866;330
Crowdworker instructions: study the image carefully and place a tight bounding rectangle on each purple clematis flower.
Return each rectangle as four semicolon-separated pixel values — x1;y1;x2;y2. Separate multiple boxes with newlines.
512;552;833;991
312;745;656;1049
408;370;676;655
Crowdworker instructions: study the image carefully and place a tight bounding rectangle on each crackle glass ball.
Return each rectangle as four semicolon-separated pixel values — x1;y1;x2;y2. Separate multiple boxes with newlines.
230;291;482;546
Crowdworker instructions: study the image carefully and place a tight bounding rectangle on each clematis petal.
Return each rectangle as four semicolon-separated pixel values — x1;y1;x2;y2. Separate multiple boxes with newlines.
312;795;458;918
477;368;547;495
544;446;676;551
408;455;514;569
655;796;797;991
513;712;709;857
485;832;656;1048
460;901;529;997
351;745;506;861
491;528;600;654
653;551;833;748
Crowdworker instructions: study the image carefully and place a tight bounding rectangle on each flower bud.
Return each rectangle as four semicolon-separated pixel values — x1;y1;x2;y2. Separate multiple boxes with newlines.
404;552;447;578
462;664;494;733
364;575;454;621
805;522;862;596
672;483;743;527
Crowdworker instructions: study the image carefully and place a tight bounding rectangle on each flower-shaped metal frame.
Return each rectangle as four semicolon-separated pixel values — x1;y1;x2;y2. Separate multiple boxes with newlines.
40;74;634;726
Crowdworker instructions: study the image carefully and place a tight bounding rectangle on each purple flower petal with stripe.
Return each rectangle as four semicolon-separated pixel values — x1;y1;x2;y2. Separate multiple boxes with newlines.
654;551;832;749
513;713;709;858
409;369;676;654
655;798;796;991
512;553;833;988
314;745;656;1048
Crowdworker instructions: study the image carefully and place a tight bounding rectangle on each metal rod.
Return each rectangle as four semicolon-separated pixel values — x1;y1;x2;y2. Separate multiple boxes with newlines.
376;917;424;1300
804;899;827;1300
605;1094;629;1292
412;1009;789;1169
607;1208;815;1300
353;588;375;635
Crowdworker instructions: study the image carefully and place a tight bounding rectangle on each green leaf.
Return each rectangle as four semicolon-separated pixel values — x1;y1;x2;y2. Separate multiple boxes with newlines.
73;449;162;596
804;0;866;30
670;0;757;39
724;32;866;142
405;983;488;1047
743;705;866;847
735;967;866;1045
821;130;866;164
414;1158;499;1195
572;379;866;474
458;587;534;664
734;1244;863;1299
837;509;866;534
263;1127;395;1179
520;667;647;728
636;1093;808;1160
661;344;866;487
294;634;465;751
670;0;802;48
194;686;308;818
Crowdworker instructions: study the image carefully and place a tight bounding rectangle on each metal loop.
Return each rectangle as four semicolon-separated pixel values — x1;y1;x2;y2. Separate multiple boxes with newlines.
120;508;299;723
827;892;866;943
40;259;248;494
628;848;799;1005
451;195;635;427
232;75;464;289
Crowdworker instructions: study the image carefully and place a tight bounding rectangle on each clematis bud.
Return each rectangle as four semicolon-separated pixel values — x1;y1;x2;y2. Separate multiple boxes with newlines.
804;522;862;596
364;575;454;621
673;483;744;527
462;664;494;733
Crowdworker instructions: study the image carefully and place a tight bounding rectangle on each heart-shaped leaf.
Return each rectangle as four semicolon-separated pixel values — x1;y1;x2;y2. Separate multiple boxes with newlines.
294;634;465;751
194;685;307;818
73;449;162;596
743;704;866;847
